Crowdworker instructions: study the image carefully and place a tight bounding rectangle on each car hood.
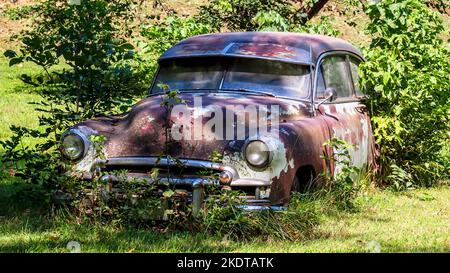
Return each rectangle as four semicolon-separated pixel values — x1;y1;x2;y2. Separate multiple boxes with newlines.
73;92;311;160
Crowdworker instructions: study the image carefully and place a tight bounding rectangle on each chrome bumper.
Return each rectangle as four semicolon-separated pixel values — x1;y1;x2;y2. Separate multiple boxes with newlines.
98;157;283;213
99;173;285;213
238;205;286;211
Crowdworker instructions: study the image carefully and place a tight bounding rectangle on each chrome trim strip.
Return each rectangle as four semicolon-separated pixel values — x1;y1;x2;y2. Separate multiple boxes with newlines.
231;179;270;187
238;205;286;211
102;157;274;186
105;156;237;176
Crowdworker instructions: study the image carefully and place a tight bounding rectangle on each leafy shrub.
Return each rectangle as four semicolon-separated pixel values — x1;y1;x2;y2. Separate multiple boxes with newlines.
359;0;450;187
197;0;301;32
140;15;213;80
294;16;341;37
142;15;213;56
252;10;290;31
387;164;413;191
201;189;251;239
5;0;147;127
0;126;71;205
319;137;364;210
1;0;149;205
198;184;319;241
197;0;340;34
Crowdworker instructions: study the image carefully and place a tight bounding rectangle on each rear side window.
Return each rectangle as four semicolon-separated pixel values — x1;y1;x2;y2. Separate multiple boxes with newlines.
320;56;353;98
349;57;362;96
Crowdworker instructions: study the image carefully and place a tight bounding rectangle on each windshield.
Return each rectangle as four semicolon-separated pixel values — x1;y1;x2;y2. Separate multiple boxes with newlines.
151;58;310;98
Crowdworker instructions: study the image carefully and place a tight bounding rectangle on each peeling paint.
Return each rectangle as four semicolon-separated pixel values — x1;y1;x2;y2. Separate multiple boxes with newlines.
222;136;293;182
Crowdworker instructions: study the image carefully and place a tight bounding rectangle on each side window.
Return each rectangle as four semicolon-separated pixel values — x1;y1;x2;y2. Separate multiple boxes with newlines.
349;57;362;96
315;68;326;98
320;56;353;98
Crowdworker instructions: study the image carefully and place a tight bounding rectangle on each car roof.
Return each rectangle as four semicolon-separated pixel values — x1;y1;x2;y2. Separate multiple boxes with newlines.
159;32;363;65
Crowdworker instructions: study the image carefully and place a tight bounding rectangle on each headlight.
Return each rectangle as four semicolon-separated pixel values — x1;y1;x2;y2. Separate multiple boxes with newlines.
244;140;272;168
61;131;87;161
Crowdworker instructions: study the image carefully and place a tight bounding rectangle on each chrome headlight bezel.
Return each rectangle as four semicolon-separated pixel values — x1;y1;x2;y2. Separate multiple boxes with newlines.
243;139;273;169
60;129;89;161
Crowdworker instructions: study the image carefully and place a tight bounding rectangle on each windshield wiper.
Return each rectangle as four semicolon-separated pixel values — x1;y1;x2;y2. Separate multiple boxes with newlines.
178;88;215;91
147;88;213;97
220;88;276;97
149;88;277;98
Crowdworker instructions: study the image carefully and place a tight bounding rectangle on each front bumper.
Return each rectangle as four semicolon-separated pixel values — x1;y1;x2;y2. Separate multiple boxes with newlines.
96;157;285;213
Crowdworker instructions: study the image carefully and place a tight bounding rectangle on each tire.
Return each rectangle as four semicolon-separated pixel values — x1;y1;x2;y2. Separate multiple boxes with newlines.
291;169;314;194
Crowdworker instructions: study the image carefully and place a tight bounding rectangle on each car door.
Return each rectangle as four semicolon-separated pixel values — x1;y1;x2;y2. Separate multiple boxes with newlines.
315;53;371;174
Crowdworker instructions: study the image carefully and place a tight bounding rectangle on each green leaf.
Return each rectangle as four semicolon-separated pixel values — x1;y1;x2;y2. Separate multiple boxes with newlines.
9;57;23;66
3;49;17;58
163;189;174;198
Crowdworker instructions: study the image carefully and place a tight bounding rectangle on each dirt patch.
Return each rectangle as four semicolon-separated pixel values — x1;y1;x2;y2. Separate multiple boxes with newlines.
313;1;371;47
0;0;37;51
0;16;24;51
0;0;37;10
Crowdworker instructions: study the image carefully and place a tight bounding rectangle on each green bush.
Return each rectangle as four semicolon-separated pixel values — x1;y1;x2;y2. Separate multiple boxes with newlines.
0;126;72;205
197;0;302;32
359;0;450;187
252;10;290;31
320;138;364;210
5;0;147;127
294;16;341;37
142;15;213;56
140;14;213;77
1;0;150;204
198;0;341;34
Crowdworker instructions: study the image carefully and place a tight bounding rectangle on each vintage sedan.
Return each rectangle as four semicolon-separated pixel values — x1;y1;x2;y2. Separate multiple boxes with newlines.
60;32;376;212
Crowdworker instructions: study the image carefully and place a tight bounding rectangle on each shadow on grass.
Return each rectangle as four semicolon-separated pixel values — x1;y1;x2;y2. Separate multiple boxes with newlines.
0;177;49;216
0;211;237;252
0;180;236;252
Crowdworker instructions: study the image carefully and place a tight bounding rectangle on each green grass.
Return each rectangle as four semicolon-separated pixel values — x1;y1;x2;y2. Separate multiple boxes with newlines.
0;56;42;142
0;186;448;253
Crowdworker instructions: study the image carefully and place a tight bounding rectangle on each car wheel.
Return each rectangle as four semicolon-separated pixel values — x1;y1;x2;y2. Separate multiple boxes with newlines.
291;169;314;194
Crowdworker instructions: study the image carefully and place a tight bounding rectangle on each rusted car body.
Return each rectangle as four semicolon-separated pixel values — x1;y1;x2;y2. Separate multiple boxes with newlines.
61;32;376;211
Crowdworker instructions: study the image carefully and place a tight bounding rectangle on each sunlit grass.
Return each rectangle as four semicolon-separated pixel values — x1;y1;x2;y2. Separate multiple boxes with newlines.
0;56;42;142
0;186;448;253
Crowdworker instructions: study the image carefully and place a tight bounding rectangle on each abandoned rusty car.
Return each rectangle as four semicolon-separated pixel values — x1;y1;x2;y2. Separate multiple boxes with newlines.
60;32;376;212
